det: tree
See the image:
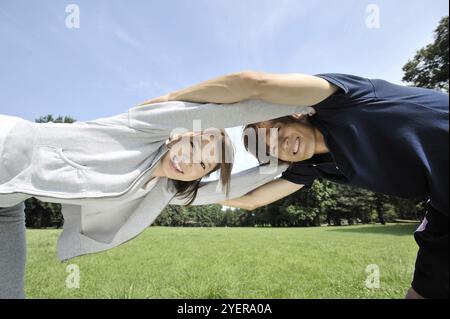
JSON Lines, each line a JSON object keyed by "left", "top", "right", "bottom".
{"left": 35, "top": 114, "right": 76, "bottom": 124}
{"left": 403, "top": 16, "right": 449, "bottom": 92}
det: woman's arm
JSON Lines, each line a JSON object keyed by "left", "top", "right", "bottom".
{"left": 139, "top": 70, "right": 338, "bottom": 107}
{"left": 128, "top": 99, "right": 315, "bottom": 133}
{"left": 219, "top": 178, "right": 304, "bottom": 211}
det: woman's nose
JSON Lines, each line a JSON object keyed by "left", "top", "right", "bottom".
{"left": 181, "top": 154, "right": 191, "bottom": 164}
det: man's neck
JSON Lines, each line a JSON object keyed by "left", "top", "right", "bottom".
{"left": 314, "top": 128, "right": 330, "bottom": 154}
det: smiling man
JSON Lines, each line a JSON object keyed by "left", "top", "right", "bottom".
{"left": 141, "top": 70, "right": 449, "bottom": 299}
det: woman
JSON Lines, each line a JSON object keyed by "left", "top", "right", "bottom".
{"left": 0, "top": 96, "right": 314, "bottom": 298}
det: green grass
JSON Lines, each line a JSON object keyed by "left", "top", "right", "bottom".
{"left": 25, "top": 224, "right": 419, "bottom": 299}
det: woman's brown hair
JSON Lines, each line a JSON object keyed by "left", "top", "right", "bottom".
{"left": 169, "top": 130, "right": 234, "bottom": 206}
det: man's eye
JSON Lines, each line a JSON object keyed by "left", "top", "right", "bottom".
{"left": 271, "top": 146, "right": 277, "bottom": 155}
{"left": 270, "top": 127, "right": 280, "bottom": 136}
{"left": 201, "top": 162, "right": 206, "bottom": 170}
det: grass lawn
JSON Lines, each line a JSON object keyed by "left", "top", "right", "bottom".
{"left": 25, "top": 224, "right": 419, "bottom": 299}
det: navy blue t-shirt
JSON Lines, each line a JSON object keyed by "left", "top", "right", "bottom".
{"left": 281, "top": 73, "right": 449, "bottom": 216}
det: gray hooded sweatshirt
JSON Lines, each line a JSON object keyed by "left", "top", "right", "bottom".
{"left": 0, "top": 99, "right": 312, "bottom": 261}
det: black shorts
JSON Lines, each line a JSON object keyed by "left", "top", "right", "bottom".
{"left": 412, "top": 201, "right": 449, "bottom": 299}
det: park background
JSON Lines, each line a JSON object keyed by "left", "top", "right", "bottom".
{"left": 0, "top": 0, "right": 448, "bottom": 298}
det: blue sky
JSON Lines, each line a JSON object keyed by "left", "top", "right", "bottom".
{"left": 0, "top": 0, "right": 448, "bottom": 173}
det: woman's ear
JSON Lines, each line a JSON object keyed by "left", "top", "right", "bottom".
{"left": 166, "top": 134, "right": 183, "bottom": 149}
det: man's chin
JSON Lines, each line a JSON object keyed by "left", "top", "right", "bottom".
{"left": 296, "top": 152, "right": 314, "bottom": 162}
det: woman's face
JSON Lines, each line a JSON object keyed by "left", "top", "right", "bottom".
{"left": 159, "top": 132, "right": 222, "bottom": 181}
{"left": 257, "top": 119, "right": 317, "bottom": 162}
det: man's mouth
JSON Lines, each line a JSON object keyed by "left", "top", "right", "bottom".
{"left": 170, "top": 156, "right": 184, "bottom": 174}
{"left": 293, "top": 137, "right": 300, "bottom": 155}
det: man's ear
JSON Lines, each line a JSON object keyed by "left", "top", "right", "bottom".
{"left": 292, "top": 113, "right": 306, "bottom": 120}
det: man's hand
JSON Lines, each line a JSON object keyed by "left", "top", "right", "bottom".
{"left": 138, "top": 93, "right": 170, "bottom": 106}
{"left": 220, "top": 178, "right": 304, "bottom": 211}
{"left": 137, "top": 71, "right": 258, "bottom": 106}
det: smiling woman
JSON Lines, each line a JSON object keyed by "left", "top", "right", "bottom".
{"left": 152, "top": 129, "right": 234, "bottom": 205}
{"left": 1, "top": 69, "right": 316, "bottom": 298}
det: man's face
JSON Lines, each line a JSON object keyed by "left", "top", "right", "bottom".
{"left": 257, "top": 119, "right": 317, "bottom": 162}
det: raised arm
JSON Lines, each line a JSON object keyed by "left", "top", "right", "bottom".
{"left": 169, "top": 164, "right": 290, "bottom": 206}
{"left": 128, "top": 99, "right": 315, "bottom": 133}
{"left": 168, "top": 164, "right": 304, "bottom": 211}
{"left": 139, "top": 70, "right": 338, "bottom": 107}
{"left": 219, "top": 178, "right": 304, "bottom": 211}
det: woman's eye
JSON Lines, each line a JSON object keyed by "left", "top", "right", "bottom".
{"left": 191, "top": 140, "right": 205, "bottom": 169}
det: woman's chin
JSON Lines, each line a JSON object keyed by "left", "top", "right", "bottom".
{"left": 165, "top": 167, "right": 193, "bottom": 181}
{"left": 171, "top": 175, "right": 196, "bottom": 182}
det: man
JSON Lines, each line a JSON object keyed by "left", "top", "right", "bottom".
{"left": 140, "top": 70, "right": 449, "bottom": 299}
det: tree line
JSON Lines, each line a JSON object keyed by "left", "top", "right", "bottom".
{"left": 153, "top": 180, "right": 427, "bottom": 228}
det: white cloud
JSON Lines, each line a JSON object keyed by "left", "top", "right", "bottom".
{"left": 115, "top": 28, "right": 144, "bottom": 49}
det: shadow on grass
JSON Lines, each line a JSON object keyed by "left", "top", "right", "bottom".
{"left": 326, "top": 223, "right": 419, "bottom": 236}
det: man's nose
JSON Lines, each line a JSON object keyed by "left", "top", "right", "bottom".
{"left": 280, "top": 136, "right": 289, "bottom": 151}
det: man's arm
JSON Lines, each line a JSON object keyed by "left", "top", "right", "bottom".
{"left": 138, "top": 70, "right": 338, "bottom": 107}
{"left": 219, "top": 178, "right": 304, "bottom": 211}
